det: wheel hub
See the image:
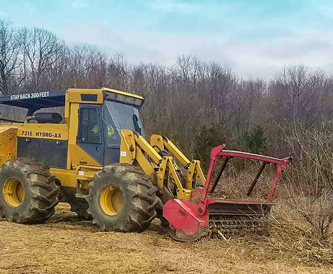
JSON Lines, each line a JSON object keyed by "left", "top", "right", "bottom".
{"left": 100, "top": 184, "right": 123, "bottom": 216}
{"left": 3, "top": 177, "right": 25, "bottom": 207}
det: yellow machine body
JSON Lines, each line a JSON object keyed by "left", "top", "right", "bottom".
{"left": 0, "top": 87, "right": 290, "bottom": 241}
{"left": 0, "top": 87, "right": 205, "bottom": 202}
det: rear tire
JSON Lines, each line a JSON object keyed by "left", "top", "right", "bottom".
{"left": 0, "top": 158, "right": 59, "bottom": 224}
{"left": 87, "top": 163, "right": 158, "bottom": 232}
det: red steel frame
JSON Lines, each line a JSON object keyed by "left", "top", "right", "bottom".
{"left": 196, "top": 144, "right": 291, "bottom": 215}
{"left": 163, "top": 144, "right": 291, "bottom": 237}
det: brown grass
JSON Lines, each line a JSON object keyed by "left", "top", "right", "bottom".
{"left": 0, "top": 203, "right": 332, "bottom": 274}
{"left": 209, "top": 170, "right": 333, "bottom": 261}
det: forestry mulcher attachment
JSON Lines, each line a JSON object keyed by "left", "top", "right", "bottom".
{"left": 0, "top": 88, "right": 290, "bottom": 241}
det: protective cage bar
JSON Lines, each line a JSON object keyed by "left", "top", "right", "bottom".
{"left": 199, "top": 145, "right": 291, "bottom": 211}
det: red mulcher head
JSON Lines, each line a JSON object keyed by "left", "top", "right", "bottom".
{"left": 163, "top": 145, "right": 291, "bottom": 241}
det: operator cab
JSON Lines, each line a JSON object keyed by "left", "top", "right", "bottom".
{"left": 77, "top": 90, "right": 145, "bottom": 165}
{"left": 0, "top": 88, "right": 146, "bottom": 167}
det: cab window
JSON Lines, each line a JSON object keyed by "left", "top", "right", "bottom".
{"left": 78, "top": 107, "right": 101, "bottom": 143}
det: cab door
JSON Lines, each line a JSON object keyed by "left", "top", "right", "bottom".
{"left": 77, "top": 105, "right": 104, "bottom": 165}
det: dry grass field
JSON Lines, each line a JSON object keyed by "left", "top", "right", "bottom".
{"left": 0, "top": 203, "right": 332, "bottom": 274}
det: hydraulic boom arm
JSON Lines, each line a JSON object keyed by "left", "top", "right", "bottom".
{"left": 119, "top": 130, "right": 204, "bottom": 200}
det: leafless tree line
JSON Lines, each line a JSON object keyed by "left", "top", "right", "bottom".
{"left": 2, "top": 19, "right": 333, "bottom": 160}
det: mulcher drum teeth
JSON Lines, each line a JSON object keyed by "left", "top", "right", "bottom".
{"left": 169, "top": 217, "right": 269, "bottom": 242}
{"left": 209, "top": 216, "right": 270, "bottom": 238}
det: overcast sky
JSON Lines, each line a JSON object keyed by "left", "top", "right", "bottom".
{"left": 1, "top": 0, "right": 333, "bottom": 79}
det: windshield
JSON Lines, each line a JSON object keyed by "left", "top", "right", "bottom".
{"left": 102, "top": 100, "right": 145, "bottom": 147}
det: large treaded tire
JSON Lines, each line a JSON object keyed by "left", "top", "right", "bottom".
{"left": 87, "top": 163, "right": 158, "bottom": 232}
{"left": 0, "top": 158, "right": 59, "bottom": 224}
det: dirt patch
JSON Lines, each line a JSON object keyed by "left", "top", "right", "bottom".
{"left": 0, "top": 203, "right": 332, "bottom": 274}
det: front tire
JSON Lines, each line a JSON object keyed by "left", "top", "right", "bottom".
{"left": 0, "top": 158, "right": 59, "bottom": 224}
{"left": 87, "top": 163, "right": 158, "bottom": 232}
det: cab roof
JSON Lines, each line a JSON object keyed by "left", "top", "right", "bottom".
{"left": 0, "top": 90, "right": 66, "bottom": 109}
{"left": 0, "top": 88, "right": 144, "bottom": 111}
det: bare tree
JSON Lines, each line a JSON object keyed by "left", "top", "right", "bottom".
{"left": 269, "top": 65, "right": 325, "bottom": 123}
{"left": 106, "top": 53, "right": 129, "bottom": 90}
{"left": 0, "top": 19, "right": 20, "bottom": 95}
{"left": 282, "top": 125, "right": 333, "bottom": 246}
{"left": 17, "top": 27, "right": 64, "bottom": 91}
